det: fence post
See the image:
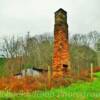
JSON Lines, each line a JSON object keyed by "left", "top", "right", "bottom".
{"left": 78, "top": 65, "right": 80, "bottom": 79}
{"left": 90, "top": 63, "right": 93, "bottom": 80}
{"left": 68, "top": 61, "right": 71, "bottom": 70}
{"left": 68, "top": 61, "right": 71, "bottom": 77}
{"left": 48, "top": 66, "right": 51, "bottom": 88}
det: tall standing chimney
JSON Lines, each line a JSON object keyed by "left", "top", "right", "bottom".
{"left": 53, "top": 8, "right": 70, "bottom": 77}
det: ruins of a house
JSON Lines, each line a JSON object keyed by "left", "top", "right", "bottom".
{"left": 53, "top": 8, "right": 70, "bottom": 77}
{"left": 15, "top": 8, "right": 70, "bottom": 78}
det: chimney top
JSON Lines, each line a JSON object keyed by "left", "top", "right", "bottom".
{"left": 55, "top": 8, "right": 67, "bottom": 15}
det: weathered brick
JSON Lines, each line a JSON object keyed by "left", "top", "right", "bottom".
{"left": 52, "top": 8, "right": 70, "bottom": 77}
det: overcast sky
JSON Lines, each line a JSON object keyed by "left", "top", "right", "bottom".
{"left": 0, "top": 0, "right": 100, "bottom": 38}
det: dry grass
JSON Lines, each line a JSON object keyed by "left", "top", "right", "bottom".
{"left": 0, "top": 73, "right": 73, "bottom": 92}
{"left": 0, "top": 67, "right": 99, "bottom": 92}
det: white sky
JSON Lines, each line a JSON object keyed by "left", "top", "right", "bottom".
{"left": 0, "top": 0, "right": 100, "bottom": 38}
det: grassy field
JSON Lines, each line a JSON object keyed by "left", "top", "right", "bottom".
{"left": 0, "top": 72, "right": 100, "bottom": 100}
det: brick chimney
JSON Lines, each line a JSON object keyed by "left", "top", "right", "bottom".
{"left": 52, "top": 8, "right": 70, "bottom": 77}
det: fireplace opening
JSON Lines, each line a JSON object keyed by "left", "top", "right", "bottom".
{"left": 62, "top": 64, "right": 68, "bottom": 72}
{"left": 63, "top": 64, "right": 68, "bottom": 68}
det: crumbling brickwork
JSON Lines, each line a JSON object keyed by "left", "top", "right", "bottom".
{"left": 53, "top": 8, "right": 70, "bottom": 77}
